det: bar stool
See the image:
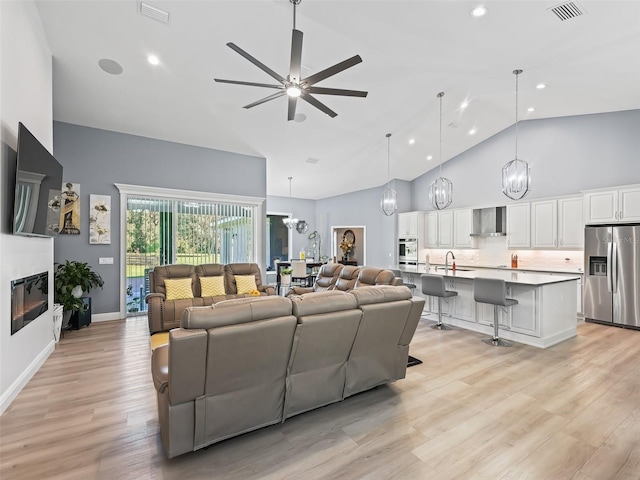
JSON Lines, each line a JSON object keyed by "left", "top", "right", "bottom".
{"left": 390, "top": 269, "right": 417, "bottom": 292}
{"left": 473, "top": 277, "right": 517, "bottom": 347}
{"left": 421, "top": 274, "right": 457, "bottom": 330}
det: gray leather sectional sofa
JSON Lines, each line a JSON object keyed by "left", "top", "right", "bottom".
{"left": 151, "top": 285, "right": 424, "bottom": 458}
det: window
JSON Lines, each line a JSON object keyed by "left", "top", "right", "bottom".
{"left": 266, "top": 214, "right": 289, "bottom": 271}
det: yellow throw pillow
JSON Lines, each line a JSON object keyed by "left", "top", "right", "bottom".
{"left": 200, "top": 276, "right": 226, "bottom": 297}
{"left": 164, "top": 278, "right": 194, "bottom": 301}
{"left": 235, "top": 275, "right": 258, "bottom": 294}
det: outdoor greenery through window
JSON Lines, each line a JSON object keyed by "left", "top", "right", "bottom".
{"left": 125, "top": 196, "right": 255, "bottom": 315}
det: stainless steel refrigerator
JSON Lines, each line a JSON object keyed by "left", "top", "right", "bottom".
{"left": 584, "top": 225, "right": 640, "bottom": 328}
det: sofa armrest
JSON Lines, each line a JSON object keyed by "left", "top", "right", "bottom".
{"left": 146, "top": 293, "right": 165, "bottom": 334}
{"left": 151, "top": 344, "right": 169, "bottom": 393}
{"left": 288, "top": 286, "right": 314, "bottom": 295}
{"left": 168, "top": 328, "right": 208, "bottom": 405}
{"left": 258, "top": 284, "right": 275, "bottom": 296}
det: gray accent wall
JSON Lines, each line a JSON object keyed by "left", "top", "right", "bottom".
{"left": 53, "top": 122, "right": 266, "bottom": 315}
{"left": 412, "top": 110, "right": 640, "bottom": 210}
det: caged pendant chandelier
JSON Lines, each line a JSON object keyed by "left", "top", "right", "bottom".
{"left": 429, "top": 92, "right": 453, "bottom": 210}
{"left": 282, "top": 176, "right": 299, "bottom": 229}
{"left": 502, "top": 69, "right": 531, "bottom": 200}
{"left": 380, "top": 133, "right": 397, "bottom": 216}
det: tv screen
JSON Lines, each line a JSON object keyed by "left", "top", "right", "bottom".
{"left": 13, "top": 122, "right": 63, "bottom": 237}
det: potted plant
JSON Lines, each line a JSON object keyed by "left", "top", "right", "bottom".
{"left": 280, "top": 266, "right": 293, "bottom": 285}
{"left": 54, "top": 260, "right": 104, "bottom": 329}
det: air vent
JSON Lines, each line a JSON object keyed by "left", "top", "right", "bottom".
{"left": 139, "top": 2, "right": 170, "bottom": 24}
{"left": 548, "top": 2, "right": 585, "bottom": 21}
{"left": 306, "top": 158, "right": 320, "bottom": 164}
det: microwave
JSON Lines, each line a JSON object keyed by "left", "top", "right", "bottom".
{"left": 398, "top": 238, "right": 418, "bottom": 261}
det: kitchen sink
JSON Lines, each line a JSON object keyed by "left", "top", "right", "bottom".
{"left": 434, "top": 266, "right": 474, "bottom": 272}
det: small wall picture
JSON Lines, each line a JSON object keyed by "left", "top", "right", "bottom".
{"left": 59, "top": 181, "right": 81, "bottom": 235}
{"left": 89, "top": 194, "right": 111, "bottom": 244}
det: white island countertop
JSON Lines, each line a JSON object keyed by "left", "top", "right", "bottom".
{"left": 419, "top": 268, "right": 580, "bottom": 286}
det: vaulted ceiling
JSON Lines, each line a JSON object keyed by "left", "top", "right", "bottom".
{"left": 36, "top": 0, "right": 640, "bottom": 199}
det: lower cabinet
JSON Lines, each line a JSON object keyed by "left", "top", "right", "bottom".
{"left": 449, "top": 278, "right": 475, "bottom": 322}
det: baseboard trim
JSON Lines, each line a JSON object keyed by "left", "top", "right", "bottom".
{"left": 0, "top": 341, "right": 55, "bottom": 416}
{"left": 91, "top": 312, "right": 122, "bottom": 323}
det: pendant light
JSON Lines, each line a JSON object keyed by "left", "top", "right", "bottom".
{"left": 282, "top": 176, "right": 299, "bottom": 229}
{"left": 429, "top": 92, "right": 453, "bottom": 210}
{"left": 502, "top": 69, "right": 531, "bottom": 200}
{"left": 380, "top": 133, "right": 397, "bottom": 216}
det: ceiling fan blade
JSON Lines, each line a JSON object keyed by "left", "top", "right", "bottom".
{"left": 214, "top": 79, "right": 283, "bottom": 89}
{"left": 243, "top": 91, "right": 287, "bottom": 109}
{"left": 300, "top": 92, "right": 337, "bottom": 118}
{"left": 226, "top": 42, "right": 286, "bottom": 84}
{"left": 307, "top": 86, "right": 368, "bottom": 97}
{"left": 289, "top": 29, "right": 303, "bottom": 82}
{"left": 302, "top": 55, "right": 363, "bottom": 86}
{"left": 288, "top": 96, "right": 298, "bottom": 121}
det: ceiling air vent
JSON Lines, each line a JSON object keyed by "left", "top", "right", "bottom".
{"left": 548, "top": 2, "right": 586, "bottom": 21}
{"left": 306, "top": 158, "right": 320, "bottom": 164}
{"left": 139, "top": 2, "right": 170, "bottom": 24}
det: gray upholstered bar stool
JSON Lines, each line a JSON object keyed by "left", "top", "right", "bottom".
{"left": 421, "top": 274, "right": 457, "bottom": 330}
{"left": 473, "top": 277, "right": 518, "bottom": 347}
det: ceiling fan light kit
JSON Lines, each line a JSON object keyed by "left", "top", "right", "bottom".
{"left": 502, "top": 69, "right": 531, "bottom": 200}
{"left": 214, "top": 0, "right": 367, "bottom": 120}
{"left": 429, "top": 92, "right": 453, "bottom": 210}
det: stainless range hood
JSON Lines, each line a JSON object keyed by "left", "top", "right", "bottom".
{"left": 470, "top": 207, "right": 506, "bottom": 237}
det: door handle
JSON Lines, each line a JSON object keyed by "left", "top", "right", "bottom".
{"left": 619, "top": 210, "right": 623, "bottom": 220}
{"left": 607, "top": 241, "right": 613, "bottom": 293}
{"left": 615, "top": 211, "right": 618, "bottom": 220}
{"left": 612, "top": 242, "right": 618, "bottom": 293}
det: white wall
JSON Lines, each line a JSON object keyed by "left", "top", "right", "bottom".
{"left": 0, "top": 1, "right": 55, "bottom": 414}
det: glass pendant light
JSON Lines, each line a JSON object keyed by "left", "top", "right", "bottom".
{"left": 502, "top": 69, "right": 531, "bottom": 200}
{"left": 282, "top": 176, "right": 299, "bottom": 229}
{"left": 429, "top": 92, "right": 453, "bottom": 210}
{"left": 380, "top": 133, "right": 397, "bottom": 216}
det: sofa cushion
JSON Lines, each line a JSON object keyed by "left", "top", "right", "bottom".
{"left": 200, "top": 276, "right": 226, "bottom": 297}
{"left": 164, "top": 278, "right": 195, "bottom": 301}
{"left": 334, "top": 266, "right": 361, "bottom": 292}
{"left": 153, "top": 264, "right": 197, "bottom": 297}
{"left": 181, "top": 296, "right": 292, "bottom": 330}
{"left": 349, "top": 285, "right": 412, "bottom": 305}
{"left": 235, "top": 275, "right": 258, "bottom": 294}
{"left": 354, "top": 267, "right": 397, "bottom": 288}
{"left": 290, "top": 290, "right": 357, "bottom": 317}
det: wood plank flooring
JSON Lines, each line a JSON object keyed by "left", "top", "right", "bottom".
{"left": 1, "top": 315, "right": 639, "bottom": 479}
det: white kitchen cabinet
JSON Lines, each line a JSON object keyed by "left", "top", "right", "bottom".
{"left": 557, "top": 196, "right": 584, "bottom": 248}
{"left": 506, "top": 203, "right": 530, "bottom": 248}
{"left": 530, "top": 196, "right": 583, "bottom": 249}
{"left": 476, "top": 286, "right": 538, "bottom": 336}
{"left": 448, "top": 278, "right": 475, "bottom": 322}
{"left": 453, "top": 209, "right": 474, "bottom": 248}
{"left": 398, "top": 211, "right": 425, "bottom": 238}
{"left": 584, "top": 184, "right": 640, "bottom": 224}
{"left": 425, "top": 211, "right": 453, "bottom": 248}
{"left": 531, "top": 200, "right": 557, "bottom": 248}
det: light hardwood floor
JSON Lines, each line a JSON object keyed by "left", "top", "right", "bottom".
{"left": 1, "top": 315, "right": 639, "bottom": 480}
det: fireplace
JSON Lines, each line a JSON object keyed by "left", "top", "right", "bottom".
{"left": 11, "top": 271, "right": 49, "bottom": 335}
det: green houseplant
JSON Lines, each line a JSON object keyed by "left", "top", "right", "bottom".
{"left": 54, "top": 260, "right": 104, "bottom": 327}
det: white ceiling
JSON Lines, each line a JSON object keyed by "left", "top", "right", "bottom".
{"left": 35, "top": 0, "right": 640, "bottom": 199}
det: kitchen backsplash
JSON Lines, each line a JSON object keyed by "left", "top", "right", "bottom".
{"left": 422, "top": 237, "right": 583, "bottom": 271}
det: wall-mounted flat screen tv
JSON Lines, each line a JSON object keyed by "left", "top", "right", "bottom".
{"left": 13, "top": 122, "right": 63, "bottom": 237}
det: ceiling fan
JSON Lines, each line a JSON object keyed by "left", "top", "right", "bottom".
{"left": 214, "top": 0, "right": 367, "bottom": 121}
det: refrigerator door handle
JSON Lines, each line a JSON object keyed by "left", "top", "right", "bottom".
{"left": 607, "top": 241, "right": 613, "bottom": 293}
{"left": 611, "top": 242, "right": 618, "bottom": 293}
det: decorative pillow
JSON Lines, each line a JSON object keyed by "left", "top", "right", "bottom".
{"left": 235, "top": 275, "right": 258, "bottom": 294}
{"left": 200, "top": 276, "right": 226, "bottom": 297}
{"left": 164, "top": 278, "right": 194, "bottom": 301}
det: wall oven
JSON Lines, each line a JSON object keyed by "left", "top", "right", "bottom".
{"left": 398, "top": 238, "right": 418, "bottom": 265}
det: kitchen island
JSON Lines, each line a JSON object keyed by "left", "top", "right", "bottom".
{"left": 410, "top": 268, "right": 580, "bottom": 348}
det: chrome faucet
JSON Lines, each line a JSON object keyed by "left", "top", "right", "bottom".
{"left": 445, "top": 251, "right": 456, "bottom": 274}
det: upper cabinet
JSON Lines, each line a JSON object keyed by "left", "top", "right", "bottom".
{"left": 398, "top": 211, "right": 424, "bottom": 238}
{"left": 425, "top": 210, "right": 453, "bottom": 248}
{"left": 453, "top": 209, "right": 474, "bottom": 248}
{"left": 531, "top": 196, "right": 583, "bottom": 249}
{"left": 506, "top": 203, "right": 531, "bottom": 248}
{"left": 584, "top": 184, "right": 640, "bottom": 224}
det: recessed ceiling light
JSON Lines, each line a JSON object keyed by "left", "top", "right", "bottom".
{"left": 147, "top": 54, "right": 160, "bottom": 65}
{"left": 528, "top": 107, "right": 535, "bottom": 112}
{"left": 409, "top": 139, "right": 415, "bottom": 145}
{"left": 426, "top": 155, "right": 433, "bottom": 161}
{"left": 470, "top": 6, "right": 488, "bottom": 17}
{"left": 460, "top": 101, "right": 469, "bottom": 110}
{"left": 98, "top": 58, "right": 123, "bottom": 75}
{"left": 536, "top": 83, "right": 547, "bottom": 89}
{"left": 468, "top": 128, "right": 477, "bottom": 135}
